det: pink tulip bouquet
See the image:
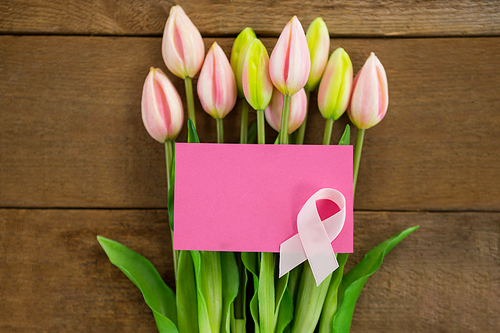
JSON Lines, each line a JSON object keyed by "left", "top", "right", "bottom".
{"left": 97, "top": 5, "right": 417, "bottom": 333}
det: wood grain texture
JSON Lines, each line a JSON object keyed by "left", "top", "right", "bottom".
{"left": 0, "top": 209, "right": 173, "bottom": 332}
{"left": 1, "top": 0, "right": 500, "bottom": 37}
{"left": 0, "top": 209, "right": 498, "bottom": 332}
{"left": 1, "top": 36, "right": 499, "bottom": 210}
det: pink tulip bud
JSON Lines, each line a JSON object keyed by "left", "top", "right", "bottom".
{"left": 162, "top": 5, "right": 205, "bottom": 79}
{"left": 269, "top": 16, "right": 311, "bottom": 96}
{"left": 265, "top": 87, "right": 307, "bottom": 134}
{"left": 348, "top": 52, "right": 389, "bottom": 129}
{"left": 141, "top": 68, "right": 184, "bottom": 143}
{"left": 197, "top": 42, "right": 237, "bottom": 119}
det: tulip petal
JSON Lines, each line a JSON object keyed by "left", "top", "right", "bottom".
{"left": 305, "top": 18, "right": 330, "bottom": 91}
{"left": 270, "top": 16, "right": 311, "bottom": 96}
{"left": 265, "top": 88, "right": 307, "bottom": 133}
{"left": 242, "top": 39, "right": 273, "bottom": 111}
{"left": 348, "top": 53, "right": 389, "bottom": 129}
{"left": 318, "top": 48, "right": 353, "bottom": 120}
{"left": 198, "top": 43, "right": 237, "bottom": 119}
{"left": 141, "top": 68, "right": 184, "bottom": 142}
{"left": 231, "top": 28, "right": 257, "bottom": 97}
{"left": 162, "top": 6, "right": 205, "bottom": 79}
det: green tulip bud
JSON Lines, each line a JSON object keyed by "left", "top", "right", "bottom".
{"left": 242, "top": 39, "right": 273, "bottom": 111}
{"left": 305, "top": 18, "right": 330, "bottom": 91}
{"left": 231, "top": 27, "right": 257, "bottom": 98}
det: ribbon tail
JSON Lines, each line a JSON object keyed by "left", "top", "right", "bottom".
{"left": 279, "top": 234, "right": 306, "bottom": 277}
{"left": 310, "top": 251, "right": 339, "bottom": 286}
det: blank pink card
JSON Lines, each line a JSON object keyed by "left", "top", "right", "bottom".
{"left": 173, "top": 143, "right": 353, "bottom": 253}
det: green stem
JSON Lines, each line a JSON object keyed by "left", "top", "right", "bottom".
{"left": 259, "top": 252, "right": 275, "bottom": 333}
{"left": 172, "top": 235, "right": 179, "bottom": 281}
{"left": 353, "top": 128, "right": 365, "bottom": 199}
{"left": 185, "top": 77, "right": 196, "bottom": 128}
{"left": 216, "top": 118, "right": 224, "bottom": 144}
{"left": 165, "top": 140, "right": 173, "bottom": 191}
{"left": 240, "top": 99, "right": 249, "bottom": 144}
{"left": 257, "top": 109, "right": 266, "bottom": 144}
{"left": 279, "top": 94, "right": 291, "bottom": 144}
{"left": 322, "top": 117, "right": 334, "bottom": 145}
{"left": 296, "top": 89, "right": 310, "bottom": 144}
{"left": 164, "top": 140, "right": 178, "bottom": 279}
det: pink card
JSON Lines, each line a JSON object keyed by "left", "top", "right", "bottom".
{"left": 173, "top": 143, "right": 353, "bottom": 253}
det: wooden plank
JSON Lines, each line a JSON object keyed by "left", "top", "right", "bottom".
{"left": 0, "top": 209, "right": 173, "bottom": 332}
{"left": 1, "top": 36, "right": 499, "bottom": 210}
{"left": 0, "top": 209, "right": 498, "bottom": 332}
{"left": 0, "top": 0, "right": 500, "bottom": 37}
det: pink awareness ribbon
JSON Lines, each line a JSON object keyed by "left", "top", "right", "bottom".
{"left": 279, "top": 188, "right": 346, "bottom": 286}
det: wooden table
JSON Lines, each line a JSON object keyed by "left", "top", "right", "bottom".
{"left": 1, "top": 1, "right": 499, "bottom": 332}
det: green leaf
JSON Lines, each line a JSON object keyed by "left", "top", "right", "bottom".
{"left": 290, "top": 262, "right": 332, "bottom": 333}
{"left": 191, "top": 251, "right": 211, "bottom": 332}
{"left": 168, "top": 158, "right": 175, "bottom": 231}
{"left": 275, "top": 288, "right": 293, "bottom": 333}
{"left": 250, "top": 282, "right": 261, "bottom": 333}
{"left": 247, "top": 120, "right": 258, "bottom": 144}
{"left": 338, "top": 125, "right": 350, "bottom": 146}
{"left": 318, "top": 253, "right": 349, "bottom": 333}
{"left": 241, "top": 252, "right": 260, "bottom": 332}
{"left": 231, "top": 254, "right": 248, "bottom": 332}
{"left": 274, "top": 273, "right": 292, "bottom": 331}
{"left": 221, "top": 252, "right": 240, "bottom": 333}
{"left": 176, "top": 250, "right": 199, "bottom": 333}
{"left": 191, "top": 251, "right": 222, "bottom": 333}
{"left": 241, "top": 252, "right": 259, "bottom": 277}
{"left": 188, "top": 119, "right": 200, "bottom": 143}
{"left": 97, "top": 236, "right": 178, "bottom": 333}
{"left": 332, "top": 226, "right": 419, "bottom": 333}
{"left": 287, "top": 264, "right": 303, "bottom": 307}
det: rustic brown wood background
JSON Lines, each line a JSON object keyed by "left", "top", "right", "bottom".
{"left": 1, "top": 0, "right": 499, "bottom": 332}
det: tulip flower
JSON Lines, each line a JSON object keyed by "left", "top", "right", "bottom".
{"left": 318, "top": 48, "right": 353, "bottom": 120}
{"left": 348, "top": 52, "right": 389, "bottom": 130}
{"left": 141, "top": 67, "right": 183, "bottom": 219}
{"left": 305, "top": 18, "right": 330, "bottom": 92}
{"left": 265, "top": 87, "right": 307, "bottom": 135}
{"left": 231, "top": 27, "right": 258, "bottom": 98}
{"left": 317, "top": 47, "right": 353, "bottom": 144}
{"left": 269, "top": 16, "right": 310, "bottom": 143}
{"left": 269, "top": 16, "right": 311, "bottom": 96}
{"left": 295, "top": 17, "right": 330, "bottom": 145}
{"left": 162, "top": 5, "right": 204, "bottom": 128}
{"left": 242, "top": 39, "right": 273, "bottom": 144}
{"left": 242, "top": 39, "right": 273, "bottom": 112}
{"left": 162, "top": 5, "right": 204, "bottom": 79}
{"left": 198, "top": 42, "right": 237, "bottom": 119}
{"left": 141, "top": 68, "right": 184, "bottom": 143}
{"left": 348, "top": 52, "right": 389, "bottom": 197}
{"left": 197, "top": 42, "right": 237, "bottom": 143}
{"left": 230, "top": 28, "right": 257, "bottom": 144}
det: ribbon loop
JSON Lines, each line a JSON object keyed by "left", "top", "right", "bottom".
{"left": 279, "top": 188, "right": 346, "bottom": 286}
